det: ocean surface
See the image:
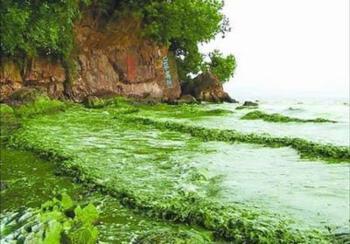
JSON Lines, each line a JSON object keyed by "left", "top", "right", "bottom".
{"left": 151, "top": 98, "right": 350, "bottom": 232}
{"left": 197, "top": 99, "right": 350, "bottom": 233}
{"left": 2, "top": 98, "right": 349, "bottom": 240}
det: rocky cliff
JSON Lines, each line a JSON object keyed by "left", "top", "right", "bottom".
{"left": 0, "top": 14, "right": 181, "bottom": 102}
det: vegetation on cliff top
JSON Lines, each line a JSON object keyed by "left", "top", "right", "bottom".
{"left": 203, "top": 50, "right": 237, "bottom": 83}
{"left": 1, "top": 0, "right": 236, "bottom": 83}
{"left": 0, "top": 0, "right": 82, "bottom": 58}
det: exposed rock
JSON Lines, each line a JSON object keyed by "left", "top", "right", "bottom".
{"left": 235, "top": 101, "right": 259, "bottom": 110}
{"left": 166, "top": 94, "right": 198, "bottom": 105}
{"left": 83, "top": 96, "right": 108, "bottom": 108}
{"left": 176, "top": 95, "right": 198, "bottom": 105}
{"left": 0, "top": 58, "right": 23, "bottom": 102}
{"left": 182, "top": 72, "right": 236, "bottom": 103}
{"left": 24, "top": 58, "right": 66, "bottom": 99}
{"left": 0, "top": 15, "right": 181, "bottom": 102}
{"left": 6, "top": 87, "right": 47, "bottom": 106}
{"left": 133, "top": 94, "right": 162, "bottom": 105}
{"left": 243, "top": 101, "right": 258, "bottom": 107}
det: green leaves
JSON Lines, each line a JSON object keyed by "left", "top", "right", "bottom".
{"left": 75, "top": 203, "right": 99, "bottom": 224}
{"left": 150, "top": 0, "right": 228, "bottom": 81}
{"left": 38, "top": 193, "right": 99, "bottom": 244}
{"left": 61, "top": 192, "right": 74, "bottom": 210}
{"left": 0, "top": 0, "right": 79, "bottom": 57}
{"left": 204, "top": 50, "right": 237, "bottom": 83}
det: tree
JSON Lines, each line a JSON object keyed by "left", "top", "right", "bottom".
{"left": 204, "top": 50, "right": 236, "bottom": 83}
{"left": 0, "top": 0, "right": 80, "bottom": 58}
{"left": 139, "top": 0, "right": 230, "bottom": 81}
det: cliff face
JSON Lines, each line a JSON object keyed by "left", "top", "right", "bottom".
{"left": 0, "top": 14, "right": 181, "bottom": 102}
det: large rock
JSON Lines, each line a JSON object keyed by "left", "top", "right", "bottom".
{"left": 0, "top": 15, "right": 181, "bottom": 102}
{"left": 182, "top": 72, "right": 237, "bottom": 103}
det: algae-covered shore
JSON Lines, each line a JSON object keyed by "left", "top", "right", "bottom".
{"left": 1, "top": 96, "right": 349, "bottom": 243}
{"left": 1, "top": 0, "right": 348, "bottom": 242}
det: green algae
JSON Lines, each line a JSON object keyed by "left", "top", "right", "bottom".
{"left": 0, "top": 103, "right": 20, "bottom": 142}
{"left": 6, "top": 106, "right": 333, "bottom": 243}
{"left": 134, "top": 103, "right": 233, "bottom": 119}
{"left": 86, "top": 96, "right": 233, "bottom": 120}
{"left": 135, "top": 229, "right": 212, "bottom": 243}
{"left": 0, "top": 97, "right": 66, "bottom": 143}
{"left": 14, "top": 96, "right": 66, "bottom": 118}
{"left": 241, "top": 110, "right": 336, "bottom": 123}
{"left": 7, "top": 193, "right": 99, "bottom": 244}
{"left": 235, "top": 105, "right": 258, "bottom": 110}
{"left": 0, "top": 148, "right": 82, "bottom": 210}
{"left": 0, "top": 103, "right": 14, "bottom": 114}
{"left": 2, "top": 97, "right": 346, "bottom": 242}
{"left": 123, "top": 116, "right": 350, "bottom": 163}
{"left": 0, "top": 147, "right": 214, "bottom": 243}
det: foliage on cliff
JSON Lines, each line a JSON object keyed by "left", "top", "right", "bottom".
{"left": 204, "top": 50, "right": 237, "bottom": 83}
{"left": 1, "top": 0, "right": 235, "bottom": 83}
{"left": 0, "top": 0, "right": 85, "bottom": 58}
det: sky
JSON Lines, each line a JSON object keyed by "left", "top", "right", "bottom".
{"left": 201, "top": 0, "right": 349, "bottom": 100}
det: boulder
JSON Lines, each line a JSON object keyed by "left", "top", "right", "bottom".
{"left": 83, "top": 96, "right": 106, "bottom": 108}
{"left": 6, "top": 87, "right": 47, "bottom": 106}
{"left": 176, "top": 95, "right": 198, "bottom": 105}
{"left": 243, "top": 101, "right": 258, "bottom": 107}
{"left": 182, "top": 72, "right": 237, "bottom": 103}
{"left": 235, "top": 101, "right": 259, "bottom": 110}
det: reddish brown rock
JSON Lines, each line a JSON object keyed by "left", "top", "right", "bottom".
{"left": 0, "top": 14, "right": 181, "bottom": 102}
{"left": 24, "top": 58, "right": 66, "bottom": 99}
{"left": 182, "top": 72, "right": 237, "bottom": 103}
{"left": 0, "top": 59, "right": 23, "bottom": 102}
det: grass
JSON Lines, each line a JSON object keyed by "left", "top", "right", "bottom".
{"left": 241, "top": 111, "right": 336, "bottom": 123}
